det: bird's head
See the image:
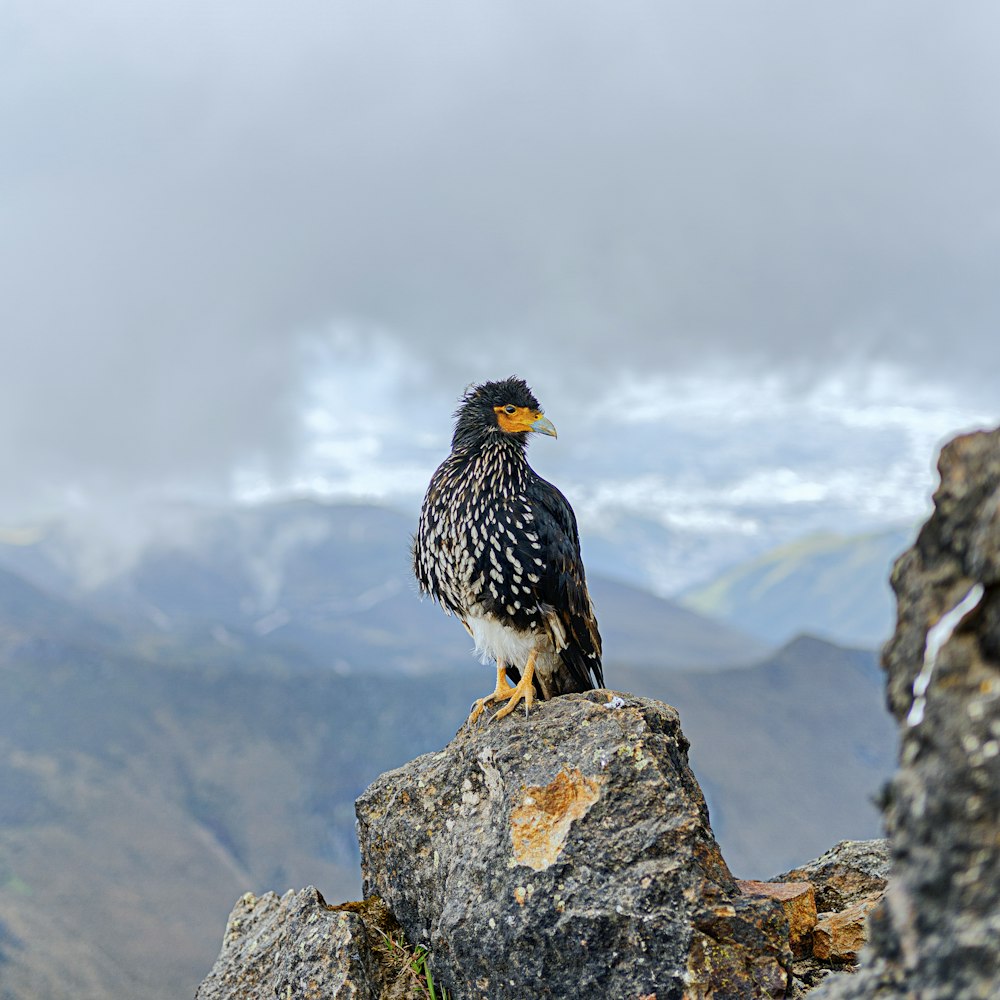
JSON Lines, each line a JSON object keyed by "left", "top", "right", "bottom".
{"left": 451, "top": 377, "right": 557, "bottom": 450}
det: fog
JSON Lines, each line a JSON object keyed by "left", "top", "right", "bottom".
{"left": 2, "top": 1, "right": 997, "bottom": 534}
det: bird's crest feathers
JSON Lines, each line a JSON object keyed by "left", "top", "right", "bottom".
{"left": 451, "top": 376, "right": 542, "bottom": 450}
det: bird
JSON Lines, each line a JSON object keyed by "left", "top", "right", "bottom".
{"left": 413, "top": 376, "right": 603, "bottom": 724}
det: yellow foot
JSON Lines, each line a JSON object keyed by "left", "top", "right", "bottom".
{"left": 467, "top": 662, "right": 513, "bottom": 727}
{"left": 491, "top": 650, "right": 537, "bottom": 722}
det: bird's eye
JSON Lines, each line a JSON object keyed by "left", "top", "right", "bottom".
{"left": 504, "top": 404, "right": 517, "bottom": 414}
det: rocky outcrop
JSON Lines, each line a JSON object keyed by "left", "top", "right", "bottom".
{"left": 814, "top": 427, "right": 1000, "bottom": 999}
{"left": 195, "top": 887, "right": 440, "bottom": 1000}
{"left": 774, "top": 838, "right": 889, "bottom": 917}
{"left": 195, "top": 701, "right": 893, "bottom": 1000}
{"left": 197, "top": 689, "right": 843, "bottom": 999}
{"left": 194, "top": 888, "right": 370, "bottom": 999}
{"left": 355, "top": 690, "right": 792, "bottom": 999}
{"left": 195, "top": 689, "right": 892, "bottom": 1000}
{"left": 767, "top": 838, "right": 890, "bottom": 993}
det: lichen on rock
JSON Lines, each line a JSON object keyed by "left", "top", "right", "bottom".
{"left": 509, "top": 766, "right": 603, "bottom": 871}
{"left": 356, "top": 690, "right": 791, "bottom": 1000}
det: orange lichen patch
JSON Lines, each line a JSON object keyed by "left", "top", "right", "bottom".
{"left": 510, "top": 768, "right": 603, "bottom": 871}
{"left": 737, "top": 880, "right": 817, "bottom": 957}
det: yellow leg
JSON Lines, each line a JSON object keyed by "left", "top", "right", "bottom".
{"left": 491, "top": 650, "right": 537, "bottom": 722}
{"left": 467, "top": 661, "right": 513, "bottom": 726}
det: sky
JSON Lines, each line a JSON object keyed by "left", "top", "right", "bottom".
{"left": 1, "top": 1, "right": 998, "bottom": 588}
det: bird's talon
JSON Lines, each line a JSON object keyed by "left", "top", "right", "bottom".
{"left": 465, "top": 662, "right": 512, "bottom": 727}
{"left": 467, "top": 699, "right": 491, "bottom": 727}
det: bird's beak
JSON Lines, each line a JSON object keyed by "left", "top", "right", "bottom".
{"left": 530, "top": 414, "right": 558, "bottom": 438}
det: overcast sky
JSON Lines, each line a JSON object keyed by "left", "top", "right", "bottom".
{"left": 2, "top": 1, "right": 998, "bottom": 563}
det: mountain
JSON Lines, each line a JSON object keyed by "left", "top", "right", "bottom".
{"left": 0, "top": 564, "right": 117, "bottom": 648}
{"left": 0, "top": 500, "right": 769, "bottom": 671}
{"left": 616, "top": 635, "right": 896, "bottom": 876}
{"left": 0, "top": 568, "right": 894, "bottom": 1000}
{"left": 0, "top": 613, "right": 483, "bottom": 999}
{"left": 679, "top": 526, "right": 916, "bottom": 648}
{"left": 581, "top": 506, "right": 769, "bottom": 597}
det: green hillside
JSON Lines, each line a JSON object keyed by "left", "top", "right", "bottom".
{"left": 680, "top": 526, "right": 916, "bottom": 648}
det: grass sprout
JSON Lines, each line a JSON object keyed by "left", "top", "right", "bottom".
{"left": 375, "top": 929, "right": 450, "bottom": 1000}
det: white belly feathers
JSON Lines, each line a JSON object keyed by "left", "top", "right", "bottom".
{"left": 466, "top": 613, "right": 538, "bottom": 666}
{"left": 465, "top": 609, "right": 566, "bottom": 700}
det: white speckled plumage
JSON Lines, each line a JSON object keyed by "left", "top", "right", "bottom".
{"left": 413, "top": 377, "right": 603, "bottom": 700}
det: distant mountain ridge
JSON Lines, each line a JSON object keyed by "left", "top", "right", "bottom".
{"left": 680, "top": 526, "right": 915, "bottom": 648}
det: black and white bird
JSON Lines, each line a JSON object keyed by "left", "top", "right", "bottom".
{"left": 413, "top": 377, "right": 603, "bottom": 723}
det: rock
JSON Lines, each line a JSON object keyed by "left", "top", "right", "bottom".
{"left": 737, "top": 880, "right": 817, "bottom": 957}
{"left": 812, "top": 897, "right": 879, "bottom": 964}
{"left": 773, "top": 838, "right": 889, "bottom": 914}
{"left": 754, "top": 839, "right": 890, "bottom": 996}
{"left": 195, "top": 886, "right": 428, "bottom": 1000}
{"left": 356, "top": 690, "right": 792, "bottom": 1000}
{"left": 815, "top": 427, "right": 1000, "bottom": 1000}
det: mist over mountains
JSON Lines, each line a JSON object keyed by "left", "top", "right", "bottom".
{"left": 681, "top": 526, "right": 915, "bottom": 648}
{"left": 0, "top": 500, "right": 769, "bottom": 673}
{"left": 0, "top": 496, "right": 908, "bottom": 655}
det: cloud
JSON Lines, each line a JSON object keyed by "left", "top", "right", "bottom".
{"left": 1, "top": 0, "right": 998, "bottom": 519}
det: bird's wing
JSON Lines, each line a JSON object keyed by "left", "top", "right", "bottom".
{"left": 523, "top": 475, "right": 604, "bottom": 691}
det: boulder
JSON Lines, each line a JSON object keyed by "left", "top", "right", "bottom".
{"left": 740, "top": 839, "right": 889, "bottom": 995}
{"left": 812, "top": 898, "right": 878, "bottom": 964}
{"left": 737, "top": 880, "right": 817, "bottom": 957}
{"left": 195, "top": 887, "right": 428, "bottom": 1000}
{"left": 355, "top": 690, "right": 793, "bottom": 1000}
{"left": 773, "top": 838, "right": 889, "bottom": 915}
{"left": 196, "top": 697, "right": 902, "bottom": 999}
{"left": 815, "top": 427, "right": 1000, "bottom": 999}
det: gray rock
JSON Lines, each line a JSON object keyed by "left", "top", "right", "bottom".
{"left": 773, "top": 838, "right": 889, "bottom": 914}
{"left": 816, "top": 427, "right": 1000, "bottom": 1000}
{"left": 195, "top": 887, "right": 425, "bottom": 1000}
{"left": 764, "top": 839, "right": 890, "bottom": 995}
{"left": 356, "top": 690, "right": 792, "bottom": 1000}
